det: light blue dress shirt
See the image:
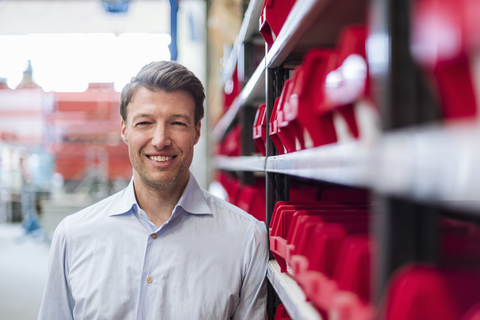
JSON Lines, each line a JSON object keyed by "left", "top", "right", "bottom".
{"left": 38, "top": 174, "right": 268, "bottom": 320}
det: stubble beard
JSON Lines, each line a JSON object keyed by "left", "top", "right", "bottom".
{"left": 138, "top": 167, "right": 187, "bottom": 194}
{"left": 132, "top": 151, "right": 191, "bottom": 196}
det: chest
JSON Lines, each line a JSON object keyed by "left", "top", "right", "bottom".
{"left": 67, "top": 226, "right": 244, "bottom": 319}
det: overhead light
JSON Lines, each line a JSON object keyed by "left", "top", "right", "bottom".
{"left": 101, "top": 0, "right": 130, "bottom": 13}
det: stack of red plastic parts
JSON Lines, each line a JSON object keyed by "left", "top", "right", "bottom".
{"left": 266, "top": 25, "right": 373, "bottom": 154}
{"left": 259, "top": 0, "right": 297, "bottom": 49}
{"left": 269, "top": 190, "right": 373, "bottom": 319}
{"left": 381, "top": 220, "right": 480, "bottom": 320}
{"left": 411, "top": 0, "right": 479, "bottom": 119}
{"left": 217, "top": 172, "right": 321, "bottom": 222}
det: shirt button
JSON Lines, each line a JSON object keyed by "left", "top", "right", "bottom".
{"left": 146, "top": 276, "right": 153, "bottom": 283}
{"left": 151, "top": 233, "right": 158, "bottom": 239}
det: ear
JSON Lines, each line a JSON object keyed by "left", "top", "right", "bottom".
{"left": 121, "top": 119, "right": 128, "bottom": 144}
{"left": 194, "top": 121, "right": 201, "bottom": 145}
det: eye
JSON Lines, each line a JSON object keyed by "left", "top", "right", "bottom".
{"left": 172, "top": 121, "right": 187, "bottom": 127}
{"left": 136, "top": 121, "right": 151, "bottom": 127}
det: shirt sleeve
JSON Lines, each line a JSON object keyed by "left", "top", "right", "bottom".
{"left": 233, "top": 220, "right": 269, "bottom": 320}
{"left": 38, "top": 219, "right": 74, "bottom": 320}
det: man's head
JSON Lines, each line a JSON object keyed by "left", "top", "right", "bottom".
{"left": 120, "top": 61, "right": 205, "bottom": 194}
{"left": 120, "top": 60, "right": 205, "bottom": 125}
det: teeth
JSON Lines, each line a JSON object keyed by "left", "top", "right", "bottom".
{"left": 149, "top": 155, "right": 173, "bottom": 162}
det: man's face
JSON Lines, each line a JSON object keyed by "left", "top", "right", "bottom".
{"left": 121, "top": 87, "right": 201, "bottom": 192}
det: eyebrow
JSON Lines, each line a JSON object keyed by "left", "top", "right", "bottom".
{"left": 131, "top": 113, "right": 192, "bottom": 122}
{"left": 130, "top": 113, "right": 153, "bottom": 122}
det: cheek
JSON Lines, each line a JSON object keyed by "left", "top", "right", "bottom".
{"left": 126, "top": 132, "right": 148, "bottom": 150}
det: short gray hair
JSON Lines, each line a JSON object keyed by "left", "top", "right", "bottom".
{"left": 120, "top": 61, "right": 205, "bottom": 124}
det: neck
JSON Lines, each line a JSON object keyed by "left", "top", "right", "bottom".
{"left": 133, "top": 174, "right": 189, "bottom": 227}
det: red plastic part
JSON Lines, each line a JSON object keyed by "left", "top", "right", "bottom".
{"left": 276, "top": 78, "right": 304, "bottom": 153}
{"left": 432, "top": 54, "right": 477, "bottom": 119}
{"left": 253, "top": 104, "right": 267, "bottom": 156}
{"left": 224, "top": 66, "right": 240, "bottom": 112}
{"left": 269, "top": 201, "right": 369, "bottom": 272}
{"left": 281, "top": 68, "right": 309, "bottom": 152}
{"left": 304, "top": 234, "right": 373, "bottom": 314}
{"left": 269, "top": 97, "right": 287, "bottom": 154}
{"left": 219, "top": 125, "right": 241, "bottom": 157}
{"left": 236, "top": 180, "right": 266, "bottom": 222}
{"left": 411, "top": 0, "right": 478, "bottom": 119}
{"left": 326, "top": 25, "right": 370, "bottom": 138}
{"left": 259, "top": 0, "right": 296, "bottom": 48}
{"left": 285, "top": 210, "right": 369, "bottom": 275}
{"left": 334, "top": 235, "right": 372, "bottom": 302}
{"left": 382, "top": 265, "right": 480, "bottom": 320}
{"left": 294, "top": 50, "right": 338, "bottom": 147}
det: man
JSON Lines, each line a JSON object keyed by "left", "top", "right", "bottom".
{"left": 39, "top": 61, "right": 269, "bottom": 319}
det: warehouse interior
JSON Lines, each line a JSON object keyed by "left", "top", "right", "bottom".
{"left": 2, "top": 0, "right": 480, "bottom": 319}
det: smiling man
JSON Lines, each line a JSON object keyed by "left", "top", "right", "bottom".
{"left": 39, "top": 61, "right": 268, "bottom": 320}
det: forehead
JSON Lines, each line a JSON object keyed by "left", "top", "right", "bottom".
{"left": 127, "top": 87, "right": 195, "bottom": 118}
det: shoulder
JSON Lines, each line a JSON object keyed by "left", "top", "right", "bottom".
{"left": 61, "top": 189, "right": 126, "bottom": 230}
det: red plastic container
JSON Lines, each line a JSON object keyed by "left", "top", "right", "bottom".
{"left": 280, "top": 69, "right": 307, "bottom": 152}
{"left": 287, "top": 49, "right": 339, "bottom": 148}
{"left": 219, "top": 125, "right": 241, "bottom": 157}
{"left": 324, "top": 26, "right": 370, "bottom": 139}
{"left": 253, "top": 104, "right": 267, "bottom": 156}
{"left": 382, "top": 265, "right": 480, "bottom": 320}
{"left": 269, "top": 201, "right": 369, "bottom": 272}
{"left": 330, "top": 235, "right": 373, "bottom": 320}
{"left": 411, "top": 0, "right": 478, "bottom": 119}
{"left": 285, "top": 210, "right": 369, "bottom": 275}
{"left": 269, "top": 97, "right": 287, "bottom": 154}
{"left": 237, "top": 180, "right": 266, "bottom": 222}
{"left": 291, "top": 222, "right": 368, "bottom": 289}
{"left": 218, "top": 172, "right": 242, "bottom": 206}
{"left": 259, "top": 0, "right": 296, "bottom": 48}
{"left": 276, "top": 78, "right": 305, "bottom": 153}
{"left": 224, "top": 66, "right": 240, "bottom": 112}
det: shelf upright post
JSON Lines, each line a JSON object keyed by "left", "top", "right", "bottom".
{"left": 239, "top": 105, "right": 256, "bottom": 185}
{"left": 265, "top": 63, "right": 287, "bottom": 225}
{"left": 265, "top": 44, "right": 277, "bottom": 319}
{"left": 370, "top": 0, "right": 442, "bottom": 307}
{"left": 265, "top": 45, "right": 289, "bottom": 320}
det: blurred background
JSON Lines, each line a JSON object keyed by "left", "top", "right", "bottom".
{"left": 4, "top": 0, "right": 480, "bottom": 319}
{"left": 0, "top": 0, "right": 236, "bottom": 318}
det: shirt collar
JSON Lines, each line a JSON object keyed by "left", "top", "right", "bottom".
{"left": 109, "top": 177, "right": 138, "bottom": 217}
{"left": 174, "top": 173, "right": 211, "bottom": 215}
{"left": 109, "top": 173, "right": 211, "bottom": 217}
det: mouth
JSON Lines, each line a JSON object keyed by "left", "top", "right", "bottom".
{"left": 147, "top": 155, "right": 176, "bottom": 162}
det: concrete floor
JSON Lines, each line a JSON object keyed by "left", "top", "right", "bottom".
{"left": 0, "top": 223, "right": 50, "bottom": 320}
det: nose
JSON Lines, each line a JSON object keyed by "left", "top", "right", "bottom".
{"left": 151, "top": 124, "right": 171, "bottom": 149}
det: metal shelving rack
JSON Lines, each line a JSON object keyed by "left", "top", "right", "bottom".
{"left": 211, "top": 0, "right": 480, "bottom": 318}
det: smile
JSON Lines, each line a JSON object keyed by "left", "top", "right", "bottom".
{"left": 148, "top": 155, "right": 175, "bottom": 162}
